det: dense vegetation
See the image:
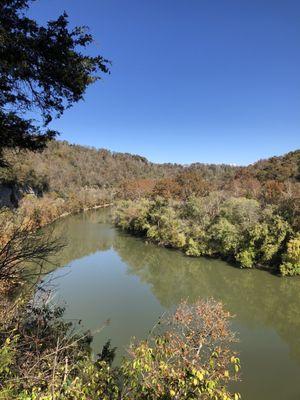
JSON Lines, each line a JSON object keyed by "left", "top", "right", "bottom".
{"left": 115, "top": 195, "right": 299, "bottom": 276}
{"left": 0, "top": 141, "right": 182, "bottom": 196}
{"left": 114, "top": 150, "right": 300, "bottom": 276}
{"left": 2, "top": 141, "right": 298, "bottom": 209}
{"left": 1, "top": 141, "right": 299, "bottom": 278}
{"left": 0, "top": 294, "right": 241, "bottom": 399}
{"left": 0, "top": 140, "right": 239, "bottom": 234}
{"left": 0, "top": 139, "right": 239, "bottom": 200}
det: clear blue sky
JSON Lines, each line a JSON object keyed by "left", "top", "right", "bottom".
{"left": 29, "top": 0, "right": 299, "bottom": 165}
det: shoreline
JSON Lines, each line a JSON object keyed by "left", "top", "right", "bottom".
{"left": 41, "top": 202, "right": 113, "bottom": 227}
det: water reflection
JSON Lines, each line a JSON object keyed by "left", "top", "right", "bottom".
{"left": 50, "top": 210, "right": 114, "bottom": 266}
{"left": 114, "top": 231, "right": 300, "bottom": 362}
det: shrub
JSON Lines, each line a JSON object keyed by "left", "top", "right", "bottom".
{"left": 280, "top": 234, "right": 300, "bottom": 276}
{"left": 114, "top": 198, "right": 152, "bottom": 233}
{"left": 121, "top": 299, "right": 241, "bottom": 400}
{"left": 219, "top": 197, "right": 260, "bottom": 230}
{"left": 0, "top": 296, "right": 119, "bottom": 400}
{"left": 236, "top": 248, "right": 256, "bottom": 268}
{"left": 146, "top": 203, "right": 186, "bottom": 248}
{"left": 209, "top": 218, "right": 240, "bottom": 257}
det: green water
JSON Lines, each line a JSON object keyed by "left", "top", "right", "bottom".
{"left": 45, "top": 208, "right": 300, "bottom": 400}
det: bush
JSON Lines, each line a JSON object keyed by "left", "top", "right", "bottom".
{"left": 220, "top": 197, "right": 260, "bottom": 230}
{"left": 236, "top": 248, "right": 256, "bottom": 268}
{"left": 146, "top": 202, "right": 186, "bottom": 248}
{"left": 280, "top": 234, "right": 300, "bottom": 276}
{"left": 209, "top": 218, "right": 240, "bottom": 257}
{"left": 121, "top": 299, "right": 241, "bottom": 400}
{"left": 0, "top": 298, "right": 119, "bottom": 399}
{"left": 114, "top": 198, "right": 152, "bottom": 233}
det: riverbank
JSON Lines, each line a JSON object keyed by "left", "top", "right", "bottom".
{"left": 114, "top": 196, "right": 300, "bottom": 276}
{"left": 42, "top": 202, "right": 113, "bottom": 227}
{"left": 15, "top": 189, "right": 113, "bottom": 230}
{"left": 0, "top": 189, "right": 113, "bottom": 295}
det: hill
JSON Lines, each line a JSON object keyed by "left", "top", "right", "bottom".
{"left": 0, "top": 140, "right": 238, "bottom": 197}
{"left": 0, "top": 141, "right": 298, "bottom": 210}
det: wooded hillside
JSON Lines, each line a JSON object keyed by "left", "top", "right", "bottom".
{"left": 1, "top": 141, "right": 299, "bottom": 207}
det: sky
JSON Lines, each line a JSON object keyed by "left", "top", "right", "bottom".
{"left": 29, "top": 0, "right": 300, "bottom": 165}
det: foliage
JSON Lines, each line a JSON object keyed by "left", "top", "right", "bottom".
{"left": 0, "top": 0, "right": 109, "bottom": 166}
{"left": 175, "top": 170, "right": 211, "bottom": 199}
{"left": 121, "top": 299, "right": 240, "bottom": 400}
{"left": 243, "top": 150, "right": 300, "bottom": 183}
{"left": 246, "top": 207, "right": 285, "bottom": 268}
{"left": 0, "top": 294, "right": 119, "bottom": 399}
{"left": 0, "top": 208, "right": 62, "bottom": 292}
{"left": 219, "top": 198, "right": 260, "bottom": 229}
{"left": 1, "top": 141, "right": 298, "bottom": 236}
{"left": 152, "top": 177, "right": 182, "bottom": 199}
{"left": 280, "top": 234, "right": 300, "bottom": 276}
{"left": 118, "top": 179, "right": 156, "bottom": 200}
{"left": 209, "top": 218, "right": 240, "bottom": 256}
{"left": 0, "top": 141, "right": 182, "bottom": 199}
{"left": 114, "top": 198, "right": 152, "bottom": 234}
{"left": 0, "top": 296, "right": 240, "bottom": 399}
{"left": 146, "top": 200, "right": 186, "bottom": 248}
{"left": 114, "top": 195, "right": 297, "bottom": 275}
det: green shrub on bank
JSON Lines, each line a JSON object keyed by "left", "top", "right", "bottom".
{"left": 146, "top": 200, "right": 186, "bottom": 248}
{"left": 114, "top": 195, "right": 299, "bottom": 276}
{"left": 280, "top": 234, "right": 300, "bottom": 276}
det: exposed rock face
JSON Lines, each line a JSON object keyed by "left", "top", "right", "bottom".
{"left": 0, "top": 184, "right": 18, "bottom": 207}
{"left": 0, "top": 184, "right": 38, "bottom": 208}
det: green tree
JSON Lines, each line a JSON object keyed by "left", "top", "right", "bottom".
{"left": 0, "top": 0, "right": 110, "bottom": 166}
{"left": 280, "top": 233, "right": 300, "bottom": 276}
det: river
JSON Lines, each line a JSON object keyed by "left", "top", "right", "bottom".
{"left": 44, "top": 208, "right": 300, "bottom": 400}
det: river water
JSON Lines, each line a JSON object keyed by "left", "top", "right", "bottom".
{"left": 45, "top": 208, "right": 300, "bottom": 400}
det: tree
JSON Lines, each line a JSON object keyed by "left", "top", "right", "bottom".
{"left": 152, "top": 178, "right": 181, "bottom": 199}
{"left": 118, "top": 178, "right": 156, "bottom": 200}
{"left": 0, "top": 0, "right": 110, "bottom": 166}
{"left": 280, "top": 233, "right": 300, "bottom": 276}
{"left": 175, "top": 170, "right": 211, "bottom": 199}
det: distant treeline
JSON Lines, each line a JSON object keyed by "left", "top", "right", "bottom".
{"left": 1, "top": 140, "right": 299, "bottom": 204}
{"left": 0, "top": 140, "right": 238, "bottom": 196}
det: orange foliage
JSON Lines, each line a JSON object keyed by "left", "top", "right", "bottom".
{"left": 262, "top": 180, "right": 285, "bottom": 203}
{"left": 175, "top": 170, "right": 211, "bottom": 199}
{"left": 152, "top": 178, "right": 181, "bottom": 199}
{"left": 118, "top": 179, "right": 156, "bottom": 200}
